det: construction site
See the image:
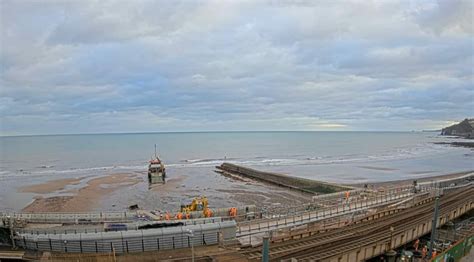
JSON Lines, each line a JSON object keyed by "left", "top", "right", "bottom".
{"left": 1, "top": 163, "right": 473, "bottom": 262}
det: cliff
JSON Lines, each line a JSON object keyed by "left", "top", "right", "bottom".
{"left": 441, "top": 118, "right": 474, "bottom": 138}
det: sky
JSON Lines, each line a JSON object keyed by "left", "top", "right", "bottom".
{"left": 0, "top": 0, "right": 473, "bottom": 136}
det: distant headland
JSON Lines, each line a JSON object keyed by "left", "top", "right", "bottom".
{"left": 441, "top": 118, "right": 474, "bottom": 139}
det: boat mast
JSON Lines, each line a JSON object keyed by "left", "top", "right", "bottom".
{"left": 154, "top": 144, "right": 157, "bottom": 159}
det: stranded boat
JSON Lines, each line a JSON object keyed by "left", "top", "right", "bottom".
{"left": 148, "top": 145, "right": 166, "bottom": 184}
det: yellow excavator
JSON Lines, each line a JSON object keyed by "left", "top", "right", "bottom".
{"left": 180, "top": 196, "right": 212, "bottom": 217}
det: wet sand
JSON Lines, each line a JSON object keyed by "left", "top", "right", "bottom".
{"left": 357, "top": 166, "right": 398, "bottom": 171}
{"left": 19, "top": 168, "right": 312, "bottom": 212}
{"left": 17, "top": 167, "right": 473, "bottom": 213}
{"left": 22, "top": 173, "right": 141, "bottom": 212}
{"left": 19, "top": 176, "right": 87, "bottom": 194}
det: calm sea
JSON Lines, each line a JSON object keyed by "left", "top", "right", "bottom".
{"left": 0, "top": 131, "right": 473, "bottom": 180}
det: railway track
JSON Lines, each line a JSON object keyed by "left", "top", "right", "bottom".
{"left": 241, "top": 197, "right": 434, "bottom": 259}
{"left": 240, "top": 186, "right": 474, "bottom": 261}
{"left": 300, "top": 189, "right": 473, "bottom": 261}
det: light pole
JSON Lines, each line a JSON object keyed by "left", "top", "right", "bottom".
{"left": 262, "top": 232, "right": 270, "bottom": 262}
{"left": 389, "top": 226, "right": 394, "bottom": 250}
{"left": 429, "top": 187, "right": 440, "bottom": 258}
{"left": 7, "top": 216, "right": 16, "bottom": 250}
{"left": 186, "top": 229, "right": 195, "bottom": 262}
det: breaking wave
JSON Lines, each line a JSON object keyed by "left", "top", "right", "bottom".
{"left": 0, "top": 141, "right": 460, "bottom": 178}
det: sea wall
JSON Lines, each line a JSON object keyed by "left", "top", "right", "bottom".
{"left": 216, "top": 163, "right": 350, "bottom": 194}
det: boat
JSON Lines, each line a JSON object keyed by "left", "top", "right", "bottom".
{"left": 148, "top": 145, "right": 166, "bottom": 184}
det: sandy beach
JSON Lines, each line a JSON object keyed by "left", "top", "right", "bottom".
{"left": 15, "top": 167, "right": 473, "bottom": 213}
{"left": 17, "top": 168, "right": 313, "bottom": 213}
{"left": 21, "top": 173, "right": 141, "bottom": 212}
{"left": 19, "top": 176, "right": 87, "bottom": 194}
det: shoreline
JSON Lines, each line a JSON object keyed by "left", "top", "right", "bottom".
{"left": 434, "top": 141, "right": 474, "bottom": 148}
{"left": 15, "top": 168, "right": 473, "bottom": 213}
{"left": 17, "top": 168, "right": 313, "bottom": 213}
{"left": 21, "top": 173, "right": 141, "bottom": 212}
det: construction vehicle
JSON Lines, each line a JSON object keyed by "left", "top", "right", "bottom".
{"left": 180, "top": 196, "right": 211, "bottom": 216}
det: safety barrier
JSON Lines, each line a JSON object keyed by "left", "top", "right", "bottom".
{"left": 237, "top": 189, "right": 415, "bottom": 238}
{"left": 2, "top": 206, "right": 257, "bottom": 225}
{"left": 235, "top": 182, "right": 474, "bottom": 246}
{"left": 1, "top": 211, "right": 137, "bottom": 224}
{"left": 15, "top": 221, "right": 236, "bottom": 253}
{"left": 15, "top": 217, "right": 225, "bottom": 235}
{"left": 431, "top": 232, "right": 473, "bottom": 262}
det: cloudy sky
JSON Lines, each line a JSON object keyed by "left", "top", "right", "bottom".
{"left": 1, "top": 0, "right": 473, "bottom": 135}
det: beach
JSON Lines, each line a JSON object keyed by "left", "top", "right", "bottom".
{"left": 11, "top": 167, "right": 473, "bottom": 213}
{"left": 20, "top": 173, "right": 142, "bottom": 212}
{"left": 16, "top": 168, "right": 312, "bottom": 212}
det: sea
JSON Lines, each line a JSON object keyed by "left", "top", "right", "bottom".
{"left": 0, "top": 131, "right": 473, "bottom": 211}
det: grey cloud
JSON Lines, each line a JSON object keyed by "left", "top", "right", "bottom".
{"left": 410, "top": 0, "right": 473, "bottom": 35}
{"left": 0, "top": 0, "right": 473, "bottom": 135}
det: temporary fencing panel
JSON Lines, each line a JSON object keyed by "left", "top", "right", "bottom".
{"left": 15, "top": 221, "right": 236, "bottom": 254}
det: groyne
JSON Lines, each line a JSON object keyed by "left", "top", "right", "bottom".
{"left": 215, "top": 163, "right": 351, "bottom": 194}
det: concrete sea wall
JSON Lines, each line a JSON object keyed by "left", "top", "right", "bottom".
{"left": 216, "top": 163, "right": 350, "bottom": 194}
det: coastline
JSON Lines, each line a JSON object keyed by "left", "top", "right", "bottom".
{"left": 21, "top": 173, "right": 141, "bottom": 212}
{"left": 1, "top": 132, "right": 472, "bottom": 213}
{"left": 17, "top": 169, "right": 312, "bottom": 213}
{"left": 16, "top": 168, "right": 473, "bottom": 213}
{"left": 434, "top": 141, "right": 474, "bottom": 148}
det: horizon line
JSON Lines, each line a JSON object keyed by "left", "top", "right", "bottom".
{"left": 0, "top": 129, "right": 440, "bottom": 138}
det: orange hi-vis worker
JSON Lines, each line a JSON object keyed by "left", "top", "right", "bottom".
{"left": 164, "top": 212, "right": 171, "bottom": 220}
{"left": 176, "top": 212, "right": 183, "bottom": 220}
{"left": 432, "top": 249, "right": 437, "bottom": 258}
{"left": 205, "top": 208, "right": 213, "bottom": 218}
{"left": 345, "top": 191, "right": 350, "bottom": 200}
{"left": 229, "top": 207, "right": 237, "bottom": 217}
{"left": 414, "top": 239, "right": 420, "bottom": 251}
{"left": 185, "top": 212, "right": 191, "bottom": 219}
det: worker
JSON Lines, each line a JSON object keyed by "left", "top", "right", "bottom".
{"left": 413, "top": 239, "right": 420, "bottom": 251}
{"left": 229, "top": 207, "right": 237, "bottom": 217}
{"left": 205, "top": 208, "right": 213, "bottom": 218}
{"left": 432, "top": 249, "right": 437, "bottom": 259}
{"left": 345, "top": 191, "right": 350, "bottom": 200}
{"left": 185, "top": 212, "right": 191, "bottom": 219}
{"left": 421, "top": 246, "right": 427, "bottom": 258}
{"left": 176, "top": 212, "right": 183, "bottom": 220}
{"left": 164, "top": 212, "right": 171, "bottom": 220}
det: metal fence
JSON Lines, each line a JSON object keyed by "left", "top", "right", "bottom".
{"left": 16, "top": 217, "right": 225, "bottom": 235}
{"left": 1, "top": 211, "right": 137, "bottom": 224}
{"left": 15, "top": 221, "right": 236, "bottom": 254}
{"left": 236, "top": 188, "right": 414, "bottom": 237}
{"left": 235, "top": 182, "right": 474, "bottom": 246}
